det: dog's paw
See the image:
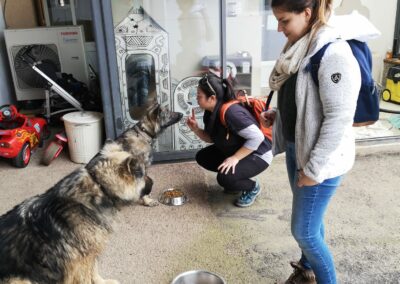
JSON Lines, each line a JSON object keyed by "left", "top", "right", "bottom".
{"left": 146, "top": 199, "right": 159, "bottom": 207}
{"left": 142, "top": 195, "right": 159, "bottom": 207}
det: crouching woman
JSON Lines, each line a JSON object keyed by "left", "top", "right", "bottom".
{"left": 187, "top": 72, "right": 272, "bottom": 207}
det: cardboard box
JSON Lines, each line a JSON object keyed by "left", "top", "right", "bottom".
{"left": 3, "top": 0, "right": 39, "bottom": 28}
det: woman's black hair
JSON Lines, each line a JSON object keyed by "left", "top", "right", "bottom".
{"left": 199, "top": 72, "right": 236, "bottom": 135}
{"left": 198, "top": 72, "right": 236, "bottom": 103}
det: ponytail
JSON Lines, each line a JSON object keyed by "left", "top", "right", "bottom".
{"left": 221, "top": 78, "right": 236, "bottom": 102}
{"left": 311, "top": 0, "right": 332, "bottom": 32}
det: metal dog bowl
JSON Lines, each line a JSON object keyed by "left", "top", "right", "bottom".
{"left": 171, "top": 270, "right": 226, "bottom": 284}
{"left": 159, "top": 188, "right": 187, "bottom": 206}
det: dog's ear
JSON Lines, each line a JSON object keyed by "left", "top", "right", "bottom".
{"left": 123, "top": 157, "right": 144, "bottom": 178}
{"left": 147, "top": 102, "right": 161, "bottom": 120}
{"left": 147, "top": 98, "right": 158, "bottom": 109}
{"left": 145, "top": 99, "right": 158, "bottom": 112}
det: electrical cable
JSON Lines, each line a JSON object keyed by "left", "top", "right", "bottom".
{"left": 380, "top": 108, "right": 400, "bottom": 114}
{"left": 2, "top": 0, "right": 8, "bottom": 27}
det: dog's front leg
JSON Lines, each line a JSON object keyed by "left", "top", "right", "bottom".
{"left": 141, "top": 175, "right": 158, "bottom": 207}
{"left": 92, "top": 261, "right": 120, "bottom": 284}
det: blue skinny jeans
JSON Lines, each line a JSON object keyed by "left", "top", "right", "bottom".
{"left": 286, "top": 141, "right": 341, "bottom": 284}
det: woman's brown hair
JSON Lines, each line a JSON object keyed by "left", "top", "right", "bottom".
{"left": 271, "top": 0, "right": 333, "bottom": 32}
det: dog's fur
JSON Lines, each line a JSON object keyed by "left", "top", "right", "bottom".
{"left": 0, "top": 103, "right": 182, "bottom": 284}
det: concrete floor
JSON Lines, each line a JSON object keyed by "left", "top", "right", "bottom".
{"left": 0, "top": 143, "right": 400, "bottom": 284}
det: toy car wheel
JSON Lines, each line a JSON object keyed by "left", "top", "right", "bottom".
{"left": 41, "top": 142, "right": 63, "bottom": 166}
{"left": 382, "top": 89, "right": 391, "bottom": 102}
{"left": 12, "top": 143, "right": 31, "bottom": 168}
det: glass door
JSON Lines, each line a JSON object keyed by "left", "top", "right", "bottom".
{"left": 111, "top": 0, "right": 221, "bottom": 153}
{"left": 225, "top": 0, "right": 285, "bottom": 104}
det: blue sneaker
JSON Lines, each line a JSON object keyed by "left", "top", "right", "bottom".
{"left": 234, "top": 181, "right": 261, "bottom": 207}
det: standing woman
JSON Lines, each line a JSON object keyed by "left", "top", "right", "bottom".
{"left": 261, "top": 0, "right": 377, "bottom": 283}
{"left": 187, "top": 72, "right": 272, "bottom": 207}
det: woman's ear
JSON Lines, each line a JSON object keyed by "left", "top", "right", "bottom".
{"left": 304, "top": 7, "right": 312, "bottom": 22}
{"left": 209, "top": 95, "right": 218, "bottom": 104}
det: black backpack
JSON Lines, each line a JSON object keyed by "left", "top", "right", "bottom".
{"left": 309, "top": 39, "right": 380, "bottom": 127}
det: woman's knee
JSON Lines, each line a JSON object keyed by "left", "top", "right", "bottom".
{"left": 291, "top": 225, "right": 321, "bottom": 250}
{"left": 195, "top": 148, "right": 209, "bottom": 168}
{"left": 216, "top": 173, "right": 228, "bottom": 187}
{"left": 216, "top": 173, "right": 235, "bottom": 188}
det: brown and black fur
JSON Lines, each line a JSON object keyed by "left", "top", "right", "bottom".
{"left": 0, "top": 103, "right": 182, "bottom": 284}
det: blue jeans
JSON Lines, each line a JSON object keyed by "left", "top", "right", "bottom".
{"left": 286, "top": 142, "right": 341, "bottom": 284}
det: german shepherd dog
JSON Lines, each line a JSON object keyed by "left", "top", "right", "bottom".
{"left": 0, "top": 103, "right": 182, "bottom": 284}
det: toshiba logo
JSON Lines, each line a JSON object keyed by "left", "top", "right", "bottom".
{"left": 61, "top": 32, "right": 78, "bottom": 36}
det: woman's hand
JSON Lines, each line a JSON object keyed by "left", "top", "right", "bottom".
{"left": 297, "top": 170, "right": 318, "bottom": 187}
{"left": 187, "top": 109, "right": 213, "bottom": 143}
{"left": 260, "top": 109, "right": 276, "bottom": 128}
{"left": 186, "top": 109, "right": 199, "bottom": 132}
{"left": 218, "top": 156, "right": 239, "bottom": 175}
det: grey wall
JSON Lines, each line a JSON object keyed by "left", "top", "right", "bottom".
{"left": 0, "top": 2, "right": 15, "bottom": 105}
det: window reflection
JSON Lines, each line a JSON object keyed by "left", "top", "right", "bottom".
{"left": 126, "top": 53, "right": 156, "bottom": 120}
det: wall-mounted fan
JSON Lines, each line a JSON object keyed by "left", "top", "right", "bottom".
{"left": 14, "top": 44, "right": 61, "bottom": 89}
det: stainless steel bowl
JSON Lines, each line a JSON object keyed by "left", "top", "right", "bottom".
{"left": 159, "top": 188, "right": 187, "bottom": 206}
{"left": 171, "top": 270, "right": 226, "bottom": 284}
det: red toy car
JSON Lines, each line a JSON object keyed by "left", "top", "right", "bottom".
{"left": 0, "top": 105, "right": 47, "bottom": 168}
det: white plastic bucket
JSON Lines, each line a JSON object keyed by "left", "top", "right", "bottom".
{"left": 62, "top": 111, "right": 103, "bottom": 164}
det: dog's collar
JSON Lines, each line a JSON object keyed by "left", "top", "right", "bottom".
{"left": 86, "top": 168, "right": 117, "bottom": 206}
{"left": 133, "top": 123, "right": 155, "bottom": 143}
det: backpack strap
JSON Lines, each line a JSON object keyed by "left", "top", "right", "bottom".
{"left": 265, "top": 90, "right": 274, "bottom": 110}
{"left": 219, "top": 100, "right": 240, "bottom": 127}
{"left": 309, "top": 42, "right": 332, "bottom": 87}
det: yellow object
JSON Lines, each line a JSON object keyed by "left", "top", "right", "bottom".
{"left": 383, "top": 66, "right": 400, "bottom": 104}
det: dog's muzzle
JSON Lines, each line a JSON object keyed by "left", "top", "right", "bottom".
{"left": 162, "top": 112, "right": 183, "bottom": 128}
{"left": 140, "top": 176, "right": 153, "bottom": 197}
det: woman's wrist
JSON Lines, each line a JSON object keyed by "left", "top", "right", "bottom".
{"left": 193, "top": 127, "right": 202, "bottom": 134}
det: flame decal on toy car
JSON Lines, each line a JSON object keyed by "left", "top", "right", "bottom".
{"left": 15, "top": 130, "right": 38, "bottom": 147}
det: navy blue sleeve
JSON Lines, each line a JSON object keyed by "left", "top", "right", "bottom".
{"left": 225, "top": 104, "right": 258, "bottom": 132}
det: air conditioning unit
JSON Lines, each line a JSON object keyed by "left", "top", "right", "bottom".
{"left": 4, "top": 26, "right": 89, "bottom": 101}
